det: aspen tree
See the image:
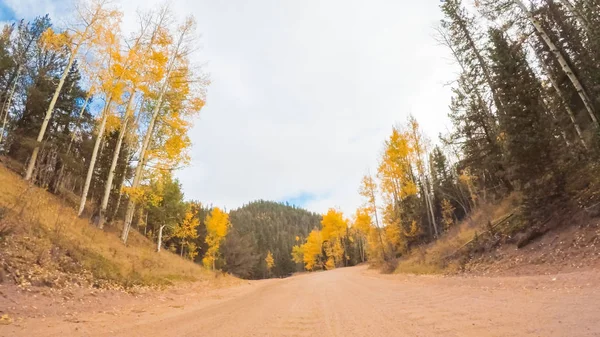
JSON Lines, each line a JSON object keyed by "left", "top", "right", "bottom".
{"left": 203, "top": 207, "right": 229, "bottom": 270}
{"left": 321, "top": 208, "right": 348, "bottom": 268}
{"left": 301, "top": 229, "right": 323, "bottom": 271}
{"left": 408, "top": 117, "right": 439, "bottom": 237}
{"left": 352, "top": 207, "right": 372, "bottom": 263}
{"left": 509, "top": 0, "right": 598, "bottom": 126}
{"left": 25, "top": 0, "right": 120, "bottom": 181}
{"left": 265, "top": 251, "right": 275, "bottom": 276}
{"left": 528, "top": 40, "right": 587, "bottom": 149}
{"left": 172, "top": 206, "right": 199, "bottom": 258}
{"left": 358, "top": 174, "right": 387, "bottom": 260}
{"left": 77, "top": 18, "right": 123, "bottom": 217}
{"left": 121, "top": 16, "right": 203, "bottom": 243}
{"left": 97, "top": 10, "right": 167, "bottom": 228}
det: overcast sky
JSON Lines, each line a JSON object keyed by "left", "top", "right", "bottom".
{"left": 4, "top": 0, "right": 458, "bottom": 215}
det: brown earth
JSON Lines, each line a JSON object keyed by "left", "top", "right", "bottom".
{"left": 465, "top": 217, "right": 600, "bottom": 277}
{"left": 2, "top": 265, "right": 600, "bottom": 337}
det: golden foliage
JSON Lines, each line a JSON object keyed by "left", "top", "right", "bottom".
{"left": 321, "top": 209, "right": 348, "bottom": 268}
{"left": 291, "top": 245, "right": 304, "bottom": 265}
{"left": 377, "top": 128, "right": 417, "bottom": 202}
{"left": 104, "top": 113, "right": 122, "bottom": 133}
{"left": 358, "top": 174, "right": 378, "bottom": 214}
{"left": 321, "top": 208, "right": 347, "bottom": 241}
{"left": 265, "top": 251, "right": 275, "bottom": 272}
{"left": 40, "top": 28, "right": 70, "bottom": 51}
{"left": 301, "top": 229, "right": 323, "bottom": 271}
{"left": 173, "top": 208, "right": 199, "bottom": 243}
{"left": 459, "top": 168, "right": 478, "bottom": 205}
{"left": 353, "top": 207, "right": 372, "bottom": 235}
{"left": 366, "top": 226, "right": 385, "bottom": 262}
{"left": 202, "top": 207, "right": 229, "bottom": 269}
{"left": 441, "top": 199, "right": 456, "bottom": 230}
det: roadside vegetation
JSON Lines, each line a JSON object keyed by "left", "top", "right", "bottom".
{"left": 1, "top": 0, "right": 600, "bottom": 290}
{"left": 0, "top": 165, "right": 223, "bottom": 289}
{"left": 335, "top": 0, "right": 600, "bottom": 274}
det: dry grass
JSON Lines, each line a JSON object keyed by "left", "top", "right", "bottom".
{"left": 395, "top": 195, "right": 520, "bottom": 275}
{"left": 0, "top": 164, "right": 225, "bottom": 289}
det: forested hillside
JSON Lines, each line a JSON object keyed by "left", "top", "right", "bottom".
{"left": 222, "top": 201, "right": 322, "bottom": 279}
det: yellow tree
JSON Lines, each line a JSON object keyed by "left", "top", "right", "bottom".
{"left": 321, "top": 208, "right": 348, "bottom": 269}
{"left": 352, "top": 207, "right": 372, "bottom": 263}
{"left": 378, "top": 128, "right": 416, "bottom": 202}
{"left": 265, "top": 251, "right": 275, "bottom": 277}
{"left": 172, "top": 205, "right": 200, "bottom": 259}
{"left": 203, "top": 207, "right": 229, "bottom": 270}
{"left": 459, "top": 168, "right": 478, "bottom": 208}
{"left": 377, "top": 127, "right": 420, "bottom": 255}
{"left": 408, "top": 116, "right": 438, "bottom": 237}
{"left": 291, "top": 245, "right": 304, "bottom": 267}
{"left": 366, "top": 226, "right": 385, "bottom": 262}
{"left": 441, "top": 199, "right": 455, "bottom": 230}
{"left": 301, "top": 229, "right": 323, "bottom": 271}
{"left": 97, "top": 8, "right": 172, "bottom": 228}
{"left": 77, "top": 18, "right": 124, "bottom": 217}
{"left": 358, "top": 174, "right": 388, "bottom": 261}
{"left": 121, "top": 16, "right": 206, "bottom": 244}
{"left": 25, "top": 0, "right": 121, "bottom": 181}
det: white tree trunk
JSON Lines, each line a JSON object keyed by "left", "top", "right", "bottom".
{"left": 513, "top": 0, "right": 599, "bottom": 127}
{"left": 423, "top": 176, "right": 439, "bottom": 238}
{"left": 532, "top": 42, "right": 588, "bottom": 149}
{"left": 25, "top": 52, "right": 77, "bottom": 181}
{"left": 157, "top": 225, "right": 165, "bottom": 252}
{"left": 77, "top": 100, "right": 112, "bottom": 217}
{"left": 0, "top": 66, "right": 21, "bottom": 145}
{"left": 120, "top": 99, "right": 161, "bottom": 243}
{"left": 121, "top": 28, "right": 188, "bottom": 244}
{"left": 98, "top": 92, "right": 136, "bottom": 229}
{"left": 367, "top": 178, "right": 387, "bottom": 260}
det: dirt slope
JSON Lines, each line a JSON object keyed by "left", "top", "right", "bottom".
{"left": 0, "top": 164, "right": 222, "bottom": 288}
{"left": 3, "top": 265, "right": 600, "bottom": 336}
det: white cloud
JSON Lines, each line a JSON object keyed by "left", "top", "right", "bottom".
{"left": 12, "top": 0, "right": 458, "bottom": 216}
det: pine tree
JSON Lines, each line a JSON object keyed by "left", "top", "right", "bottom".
{"left": 488, "top": 28, "right": 562, "bottom": 215}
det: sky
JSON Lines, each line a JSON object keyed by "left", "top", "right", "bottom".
{"left": 4, "top": 0, "right": 458, "bottom": 215}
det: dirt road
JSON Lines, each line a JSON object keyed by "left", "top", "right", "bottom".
{"left": 3, "top": 266, "right": 600, "bottom": 336}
